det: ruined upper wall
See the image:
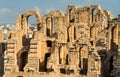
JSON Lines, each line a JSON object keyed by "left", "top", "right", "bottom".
{"left": 65, "top": 5, "right": 113, "bottom": 24}
{"left": 3, "top": 5, "right": 119, "bottom": 77}
{"left": 14, "top": 5, "right": 114, "bottom": 43}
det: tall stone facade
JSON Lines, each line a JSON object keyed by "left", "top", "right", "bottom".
{"left": 0, "top": 5, "right": 120, "bottom": 77}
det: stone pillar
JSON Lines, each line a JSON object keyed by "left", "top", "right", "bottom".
{"left": 23, "top": 16, "right": 28, "bottom": 35}
{"left": 0, "top": 30, "right": 3, "bottom": 42}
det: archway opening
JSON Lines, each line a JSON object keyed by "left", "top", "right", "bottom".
{"left": 74, "top": 27, "right": 76, "bottom": 40}
{"left": 67, "top": 26, "right": 76, "bottom": 42}
{"left": 28, "top": 16, "right": 37, "bottom": 26}
{"left": 44, "top": 53, "right": 51, "bottom": 71}
{"left": 90, "top": 26, "right": 96, "bottom": 38}
{"left": 28, "top": 16, "right": 39, "bottom": 30}
{"left": 92, "top": 9, "right": 97, "bottom": 22}
{"left": 46, "top": 40, "right": 52, "bottom": 47}
{"left": 58, "top": 47, "right": 61, "bottom": 64}
{"left": 19, "top": 52, "right": 28, "bottom": 71}
{"left": 46, "top": 17, "right": 55, "bottom": 37}
{"left": 27, "top": 16, "right": 38, "bottom": 38}
{"left": 111, "top": 26, "right": 118, "bottom": 50}
{"left": 66, "top": 54, "right": 69, "bottom": 65}
{"left": 93, "top": 9, "right": 97, "bottom": 15}
{"left": 46, "top": 18, "right": 51, "bottom": 36}
{"left": 69, "top": 9, "right": 74, "bottom": 22}
{"left": 51, "top": 18, "right": 55, "bottom": 34}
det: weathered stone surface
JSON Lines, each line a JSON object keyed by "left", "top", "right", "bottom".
{"left": 0, "top": 5, "right": 120, "bottom": 77}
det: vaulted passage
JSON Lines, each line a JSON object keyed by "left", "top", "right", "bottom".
{"left": 44, "top": 53, "right": 51, "bottom": 71}
{"left": 19, "top": 52, "right": 28, "bottom": 71}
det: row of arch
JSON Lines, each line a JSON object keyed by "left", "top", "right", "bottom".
{"left": 66, "top": 5, "right": 111, "bottom": 28}
{"left": 16, "top": 10, "right": 65, "bottom": 38}
{"left": 45, "top": 11, "right": 64, "bottom": 37}
{"left": 15, "top": 6, "right": 111, "bottom": 42}
{"left": 57, "top": 44, "right": 88, "bottom": 74}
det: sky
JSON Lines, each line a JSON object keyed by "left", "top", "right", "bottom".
{"left": 0, "top": 0, "right": 120, "bottom": 24}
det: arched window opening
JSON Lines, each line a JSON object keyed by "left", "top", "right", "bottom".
{"left": 69, "top": 9, "right": 74, "bottom": 22}
{"left": 46, "top": 18, "right": 51, "bottom": 36}
{"left": 58, "top": 47, "right": 61, "bottom": 64}
{"left": 67, "top": 29, "right": 70, "bottom": 42}
{"left": 111, "top": 26, "right": 118, "bottom": 50}
{"left": 51, "top": 18, "right": 55, "bottom": 34}
{"left": 93, "top": 9, "right": 97, "bottom": 15}
{"left": 27, "top": 16, "right": 37, "bottom": 38}
{"left": 105, "top": 17, "right": 108, "bottom": 28}
{"left": 67, "top": 26, "right": 74, "bottom": 42}
{"left": 66, "top": 54, "right": 69, "bottom": 65}
{"left": 27, "top": 16, "right": 37, "bottom": 31}
{"left": 112, "top": 27, "right": 118, "bottom": 44}
{"left": 90, "top": 27, "right": 96, "bottom": 38}
{"left": 46, "top": 40, "right": 52, "bottom": 47}
{"left": 67, "top": 26, "right": 71, "bottom": 42}
{"left": 74, "top": 27, "right": 76, "bottom": 40}
{"left": 92, "top": 9, "right": 97, "bottom": 22}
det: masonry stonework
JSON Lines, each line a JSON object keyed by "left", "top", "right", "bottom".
{"left": 0, "top": 5, "right": 120, "bottom": 77}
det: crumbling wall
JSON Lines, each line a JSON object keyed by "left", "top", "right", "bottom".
{"left": 3, "top": 5, "right": 119, "bottom": 77}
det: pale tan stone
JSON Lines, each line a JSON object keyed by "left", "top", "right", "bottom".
{"left": 0, "top": 5, "right": 120, "bottom": 77}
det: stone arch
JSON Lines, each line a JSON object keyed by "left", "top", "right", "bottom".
{"left": 59, "top": 46, "right": 65, "bottom": 64}
{"left": 90, "top": 5, "right": 102, "bottom": 23}
{"left": 18, "top": 51, "right": 28, "bottom": 71}
{"left": 90, "top": 26, "right": 97, "bottom": 38}
{"left": 46, "top": 40, "right": 52, "bottom": 47}
{"left": 66, "top": 54, "right": 69, "bottom": 65}
{"left": 111, "top": 26, "right": 118, "bottom": 45}
{"left": 58, "top": 45, "right": 68, "bottom": 64}
{"left": 91, "top": 8, "right": 99, "bottom": 22}
{"left": 44, "top": 53, "right": 51, "bottom": 71}
{"left": 45, "top": 10, "right": 64, "bottom": 36}
{"left": 46, "top": 17, "right": 52, "bottom": 36}
{"left": 67, "top": 25, "right": 75, "bottom": 42}
{"left": 69, "top": 9, "right": 74, "bottom": 22}
{"left": 21, "top": 11, "right": 41, "bottom": 35}
{"left": 104, "top": 10, "right": 113, "bottom": 21}
{"left": 103, "top": 10, "right": 113, "bottom": 28}
{"left": 79, "top": 45, "right": 88, "bottom": 75}
{"left": 74, "top": 27, "right": 76, "bottom": 40}
{"left": 66, "top": 6, "right": 77, "bottom": 22}
{"left": 80, "top": 46, "right": 88, "bottom": 59}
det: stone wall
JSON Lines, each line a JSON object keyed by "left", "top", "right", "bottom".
{"left": 1, "top": 5, "right": 120, "bottom": 77}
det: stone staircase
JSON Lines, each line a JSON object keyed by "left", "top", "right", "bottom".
{"left": 5, "top": 39, "right": 17, "bottom": 72}
{"left": 24, "top": 39, "right": 40, "bottom": 72}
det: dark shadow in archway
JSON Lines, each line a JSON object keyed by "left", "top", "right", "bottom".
{"left": 39, "top": 53, "right": 51, "bottom": 72}
{"left": 19, "top": 51, "right": 28, "bottom": 71}
{"left": 45, "top": 53, "right": 51, "bottom": 71}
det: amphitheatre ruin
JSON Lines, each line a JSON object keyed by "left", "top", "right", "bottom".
{"left": 0, "top": 5, "right": 120, "bottom": 77}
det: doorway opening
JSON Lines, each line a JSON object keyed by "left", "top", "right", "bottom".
{"left": 19, "top": 52, "right": 28, "bottom": 71}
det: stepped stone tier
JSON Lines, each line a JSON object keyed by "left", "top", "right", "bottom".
{"left": 0, "top": 5, "right": 120, "bottom": 77}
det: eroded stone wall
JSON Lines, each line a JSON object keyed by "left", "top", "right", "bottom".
{"left": 1, "top": 5, "right": 120, "bottom": 77}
